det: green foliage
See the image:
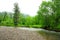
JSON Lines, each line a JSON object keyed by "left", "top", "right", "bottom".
{"left": 36, "top": 0, "right": 60, "bottom": 31}
{"left": 13, "top": 3, "right": 20, "bottom": 27}
{"left": 0, "top": 1, "right": 60, "bottom": 31}
{"left": 37, "top": 1, "right": 53, "bottom": 29}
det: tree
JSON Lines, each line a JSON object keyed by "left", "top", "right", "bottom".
{"left": 13, "top": 3, "right": 20, "bottom": 27}
{"left": 37, "top": 1, "right": 53, "bottom": 29}
{"left": 25, "top": 16, "right": 33, "bottom": 25}
{"left": 19, "top": 13, "right": 26, "bottom": 25}
{"left": 51, "top": 0, "right": 60, "bottom": 31}
{"left": 37, "top": 0, "right": 60, "bottom": 31}
{"left": 3, "top": 12, "right": 8, "bottom": 21}
{"left": 0, "top": 12, "right": 4, "bottom": 25}
{"left": 0, "top": 12, "right": 12, "bottom": 26}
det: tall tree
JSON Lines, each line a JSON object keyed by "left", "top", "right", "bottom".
{"left": 37, "top": 1, "right": 53, "bottom": 29}
{"left": 13, "top": 3, "right": 20, "bottom": 27}
{"left": 37, "top": 0, "right": 60, "bottom": 31}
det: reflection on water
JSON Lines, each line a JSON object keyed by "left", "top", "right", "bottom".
{"left": 38, "top": 30, "right": 60, "bottom": 40}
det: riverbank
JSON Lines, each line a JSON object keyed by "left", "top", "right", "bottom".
{"left": 0, "top": 27, "right": 60, "bottom": 40}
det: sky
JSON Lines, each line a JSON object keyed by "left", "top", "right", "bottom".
{"left": 0, "top": 0, "right": 43, "bottom": 16}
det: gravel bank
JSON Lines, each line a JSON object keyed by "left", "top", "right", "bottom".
{"left": 0, "top": 27, "right": 60, "bottom": 40}
{"left": 0, "top": 27, "right": 45, "bottom": 40}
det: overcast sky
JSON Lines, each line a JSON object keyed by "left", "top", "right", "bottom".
{"left": 0, "top": 0, "right": 43, "bottom": 16}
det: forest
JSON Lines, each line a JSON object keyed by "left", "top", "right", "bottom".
{"left": 0, "top": 0, "right": 60, "bottom": 32}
